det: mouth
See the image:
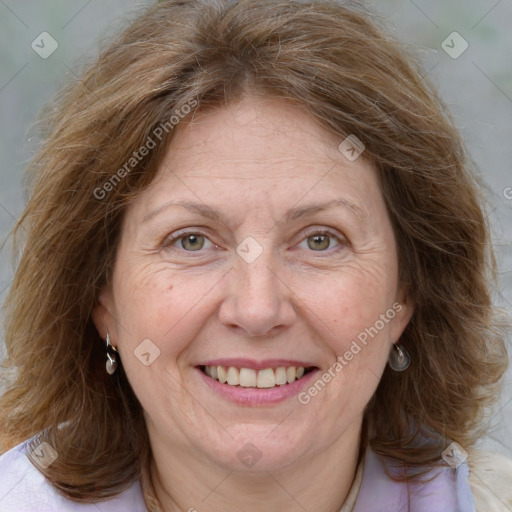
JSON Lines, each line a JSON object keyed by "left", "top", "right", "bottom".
{"left": 198, "top": 364, "right": 317, "bottom": 389}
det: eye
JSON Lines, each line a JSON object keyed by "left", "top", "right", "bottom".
{"left": 162, "top": 228, "right": 347, "bottom": 254}
{"left": 297, "top": 229, "right": 346, "bottom": 253}
{"left": 162, "top": 229, "right": 215, "bottom": 252}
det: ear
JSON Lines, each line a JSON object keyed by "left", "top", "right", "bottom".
{"left": 389, "top": 281, "right": 415, "bottom": 342}
{"left": 92, "top": 286, "right": 117, "bottom": 341}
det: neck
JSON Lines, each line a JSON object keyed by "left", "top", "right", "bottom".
{"left": 149, "top": 420, "right": 363, "bottom": 512}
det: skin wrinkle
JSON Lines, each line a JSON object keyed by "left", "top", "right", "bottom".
{"left": 94, "top": 97, "right": 414, "bottom": 512}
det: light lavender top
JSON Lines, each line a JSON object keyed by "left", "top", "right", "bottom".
{"left": 0, "top": 437, "right": 475, "bottom": 511}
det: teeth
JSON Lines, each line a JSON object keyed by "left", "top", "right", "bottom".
{"left": 239, "top": 368, "right": 257, "bottom": 387}
{"left": 227, "top": 366, "right": 239, "bottom": 386}
{"left": 257, "top": 368, "right": 275, "bottom": 388}
{"left": 218, "top": 366, "right": 228, "bottom": 383}
{"left": 203, "top": 365, "right": 307, "bottom": 388}
{"left": 275, "top": 367, "right": 287, "bottom": 385}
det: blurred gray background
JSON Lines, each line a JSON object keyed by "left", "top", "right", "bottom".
{"left": 1, "top": 0, "right": 511, "bottom": 459}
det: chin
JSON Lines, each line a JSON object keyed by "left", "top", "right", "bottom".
{"left": 200, "top": 425, "right": 311, "bottom": 473}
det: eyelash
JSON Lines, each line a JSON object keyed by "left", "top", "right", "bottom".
{"left": 161, "top": 227, "right": 347, "bottom": 256}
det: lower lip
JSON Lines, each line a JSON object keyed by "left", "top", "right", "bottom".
{"left": 196, "top": 367, "right": 320, "bottom": 406}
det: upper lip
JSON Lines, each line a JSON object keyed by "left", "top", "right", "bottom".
{"left": 198, "top": 358, "right": 317, "bottom": 371}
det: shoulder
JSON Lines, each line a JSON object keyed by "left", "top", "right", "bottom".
{"left": 467, "top": 448, "right": 512, "bottom": 512}
{"left": 0, "top": 438, "right": 58, "bottom": 512}
{"left": 0, "top": 438, "right": 148, "bottom": 512}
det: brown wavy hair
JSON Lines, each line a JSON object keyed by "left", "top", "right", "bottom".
{"left": 0, "top": 0, "right": 508, "bottom": 508}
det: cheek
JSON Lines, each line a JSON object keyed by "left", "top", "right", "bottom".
{"left": 306, "top": 262, "right": 397, "bottom": 346}
{"left": 111, "top": 261, "right": 200, "bottom": 357}
{"left": 301, "top": 269, "right": 396, "bottom": 416}
{"left": 111, "top": 264, "right": 203, "bottom": 405}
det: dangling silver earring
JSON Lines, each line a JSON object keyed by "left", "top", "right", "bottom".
{"left": 388, "top": 343, "right": 410, "bottom": 371}
{"left": 105, "top": 332, "right": 119, "bottom": 375}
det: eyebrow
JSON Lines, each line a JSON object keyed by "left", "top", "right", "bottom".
{"left": 143, "top": 198, "right": 366, "bottom": 225}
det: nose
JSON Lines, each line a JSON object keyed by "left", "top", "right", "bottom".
{"left": 218, "top": 249, "right": 297, "bottom": 338}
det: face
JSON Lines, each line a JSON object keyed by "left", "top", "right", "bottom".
{"left": 94, "top": 96, "right": 414, "bottom": 474}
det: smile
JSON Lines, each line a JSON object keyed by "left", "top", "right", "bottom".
{"left": 199, "top": 365, "right": 315, "bottom": 389}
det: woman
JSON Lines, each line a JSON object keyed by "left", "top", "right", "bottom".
{"left": 0, "top": 0, "right": 511, "bottom": 510}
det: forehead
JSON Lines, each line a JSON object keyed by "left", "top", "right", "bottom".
{"left": 162, "top": 97, "right": 352, "bottom": 176}
{"left": 129, "top": 96, "right": 384, "bottom": 225}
